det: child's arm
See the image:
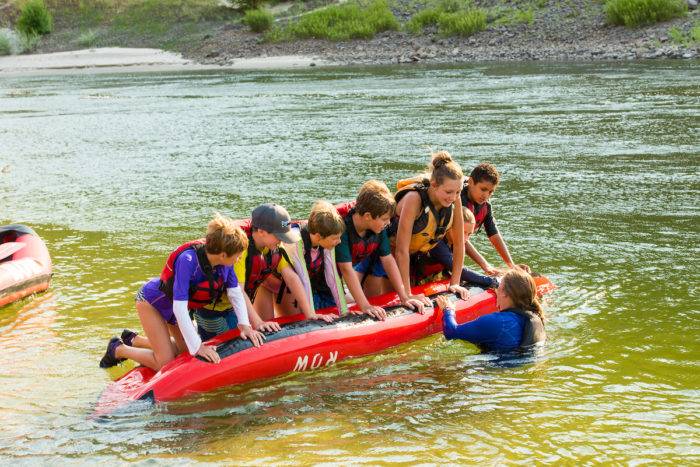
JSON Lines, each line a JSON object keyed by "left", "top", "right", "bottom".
{"left": 448, "top": 196, "right": 469, "bottom": 300}
{"left": 379, "top": 254, "right": 429, "bottom": 313}
{"left": 488, "top": 233, "right": 520, "bottom": 269}
{"left": 280, "top": 266, "right": 334, "bottom": 322}
{"left": 442, "top": 308, "right": 502, "bottom": 345}
{"left": 394, "top": 192, "right": 422, "bottom": 294}
{"left": 465, "top": 239, "right": 497, "bottom": 275}
{"left": 337, "top": 261, "right": 387, "bottom": 320}
{"left": 245, "top": 292, "right": 281, "bottom": 333}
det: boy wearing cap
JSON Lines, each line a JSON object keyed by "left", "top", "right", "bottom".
{"left": 234, "top": 203, "right": 334, "bottom": 323}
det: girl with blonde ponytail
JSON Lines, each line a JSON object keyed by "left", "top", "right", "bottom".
{"left": 392, "top": 151, "right": 470, "bottom": 301}
{"left": 438, "top": 269, "right": 545, "bottom": 352}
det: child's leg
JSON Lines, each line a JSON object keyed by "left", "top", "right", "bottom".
{"left": 253, "top": 286, "right": 275, "bottom": 321}
{"left": 429, "top": 239, "right": 454, "bottom": 270}
{"left": 460, "top": 267, "right": 499, "bottom": 288}
{"left": 362, "top": 257, "right": 388, "bottom": 297}
{"left": 115, "top": 301, "right": 178, "bottom": 371}
{"left": 167, "top": 323, "right": 187, "bottom": 354}
{"left": 275, "top": 286, "right": 302, "bottom": 316}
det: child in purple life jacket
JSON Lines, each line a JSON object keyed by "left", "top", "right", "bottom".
{"left": 99, "top": 214, "right": 265, "bottom": 371}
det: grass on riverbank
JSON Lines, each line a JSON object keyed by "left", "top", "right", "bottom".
{"left": 604, "top": 0, "right": 687, "bottom": 27}
{"left": 1, "top": 0, "right": 240, "bottom": 52}
{"left": 265, "top": 0, "right": 398, "bottom": 41}
{"left": 668, "top": 20, "right": 700, "bottom": 45}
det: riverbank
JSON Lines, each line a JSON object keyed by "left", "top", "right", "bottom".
{"left": 0, "top": 0, "right": 698, "bottom": 74}
{"left": 0, "top": 47, "right": 325, "bottom": 76}
{"left": 189, "top": 1, "right": 699, "bottom": 66}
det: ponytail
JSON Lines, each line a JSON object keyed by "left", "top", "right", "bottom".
{"left": 428, "top": 150, "right": 463, "bottom": 186}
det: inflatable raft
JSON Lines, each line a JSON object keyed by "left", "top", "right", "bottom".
{"left": 95, "top": 276, "right": 554, "bottom": 416}
{"left": 0, "top": 225, "right": 52, "bottom": 308}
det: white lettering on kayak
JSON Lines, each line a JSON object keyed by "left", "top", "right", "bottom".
{"left": 326, "top": 351, "right": 338, "bottom": 366}
{"left": 293, "top": 354, "right": 309, "bottom": 371}
{"left": 293, "top": 351, "right": 339, "bottom": 372}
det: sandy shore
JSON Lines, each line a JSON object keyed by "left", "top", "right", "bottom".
{"left": 0, "top": 47, "right": 329, "bottom": 76}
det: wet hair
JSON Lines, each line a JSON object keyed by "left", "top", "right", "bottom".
{"left": 205, "top": 213, "right": 249, "bottom": 256}
{"left": 428, "top": 151, "right": 464, "bottom": 186}
{"left": 308, "top": 200, "right": 345, "bottom": 238}
{"left": 470, "top": 162, "right": 500, "bottom": 186}
{"left": 501, "top": 269, "right": 544, "bottom": 322}
{"left": 356, "top": 180, "right": 395, "bottom": 218}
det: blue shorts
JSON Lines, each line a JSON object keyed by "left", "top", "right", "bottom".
{"left": 313, "top": 291, "right": 336, "bottom": 310}
{"left": 136, "top": 278, "right": 177, "bottom": 325}
{"left": 353, "top": 255, "right": 387, "bottom": 278}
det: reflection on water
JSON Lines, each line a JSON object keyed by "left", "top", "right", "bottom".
{"left": 0, "top": 61, "right": 698, "bottom": 463}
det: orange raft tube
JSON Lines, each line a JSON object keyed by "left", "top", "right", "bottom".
{"left": 95, "top": 276, "right": 554, "bottom": 416}
{"left": 0, "top": 225, "right": 52, "bottom": 308}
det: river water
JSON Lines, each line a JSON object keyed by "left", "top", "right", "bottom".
{"left": 0, "top": 61, "right": 698, "bottom": 464}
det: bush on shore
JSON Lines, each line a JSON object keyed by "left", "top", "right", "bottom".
{"left": 406, "top": 6, "right": 487, "bottom": 37}
{"left": 267, "top": 0, "right": 399, "bottom": 41}
{"left": 604, "top": 0, "right": 687, "bottom": 27}
{"left": 243, "top": 9, "right": 274, "bottom": 32}
{"left": 0, "top": 33, "right": 11, "bottom": 56}
{"left": 17, "top": 0, "right": 53, "bottom": 37}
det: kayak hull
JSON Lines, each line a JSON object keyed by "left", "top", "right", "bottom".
{"left": 95, "top": 276, "right": 554, "bottom": 416}
{"left": 0, "top": 225, "right": 52, "bottom": 308}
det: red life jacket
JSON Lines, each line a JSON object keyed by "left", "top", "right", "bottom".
{"left": 337, "top": 203, "right": 383, "bottom": 265}
{"left": 238, "top": 221, "right": 290, "bottom": 299}
{"left": 159, "top": 239, "right": 225, "bottom": 310}
{"left": 300, "top": 226, "right": 331, "bottom": 296}
{"left": 461, "top": 181, "right": 489, "bottom": 234}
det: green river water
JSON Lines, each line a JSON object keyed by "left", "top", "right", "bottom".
{"left": 0, "top": 61, "right": 698, "bottom": 464}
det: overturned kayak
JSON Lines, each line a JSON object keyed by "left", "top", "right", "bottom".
{"left": 0, "top": 225, "right": 52, "bottom": 308}
{"left": 95, "top": 276, "right": 554, "bottom": 416}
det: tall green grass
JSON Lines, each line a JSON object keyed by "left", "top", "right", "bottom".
{"left": 269, "top": 0, "right": 398, "bottom": 41}
{"left": 17, "top": 0, "right": 53, "bottom": 36}
{"left": 0, "top": 34, "right": 11, "bottom": 56}
{"left": 604, "top": 0, "right": 686, "bottom": 27}
{"left": 406, "top": 6, "right": 487, "bottom": 36}
{"left": 243, "top": 9, "right": 273, "bottom": 32}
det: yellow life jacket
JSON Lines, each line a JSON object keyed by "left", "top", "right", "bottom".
{"left": 393, "top": 177, "right": 454, "bottom": 254}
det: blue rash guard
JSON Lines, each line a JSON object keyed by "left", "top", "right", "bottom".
{"left": 442, "top": 307, "right": 527, "bottom": 352}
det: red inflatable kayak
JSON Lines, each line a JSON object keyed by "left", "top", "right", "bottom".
{"left": 0, "top": 225, "right": 52, "bottom": 308}
{"left": 95, "top": 276, "right": 554, "bottom": 416}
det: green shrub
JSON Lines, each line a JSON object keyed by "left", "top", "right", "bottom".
{"left": 0, "top": 35, "right": 11, "bottom": 56}
{"left": 77, "top": 29, "right": 98, "bottom": 48}
{"left": 20, "top": 32, "right": 40, "bottom": 52}
{"left": 406, "top": 6, "right": 486, "bottom": 36}
{"left": 691, "top": 21, "right": 700, "bottom": 43}
{"left": 0, "top": 28, "right": 25, "bottom": 54}
{"left": 17, "top": 0, "right": 53, "bottom": 36}
{"left": 285, "top": 0, "right": 399, "bottom": 41}
{"left": 604, "top": 0, "right": 686, "bottom": 27}
{"left": 405, "top": 8, "right": 444, "bottom": 33}
{"left": 438, "top": 9, "right": 486, "bottom": 36}
{"left": 492, "top": 6, "right": 534, "bottom": 26}
{"left": 243, "top": 9, "right": 274, "bottom": 32}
